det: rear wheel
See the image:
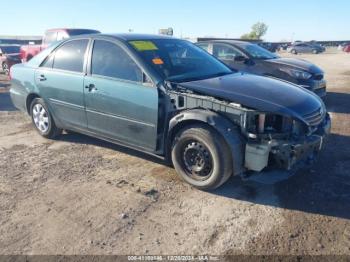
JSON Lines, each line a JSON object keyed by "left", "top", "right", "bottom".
{"left": 171, "top": 124, "right": 233, "bottom": 190}
{"left": 30, "top": 98, "right": 62, "bottom": 138}
{"left": 291, "top": 49, "right": 297, "bottom": 55}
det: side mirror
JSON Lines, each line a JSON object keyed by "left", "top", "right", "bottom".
{"left": 234, "top": 55, "right": 248, "bottom": 63}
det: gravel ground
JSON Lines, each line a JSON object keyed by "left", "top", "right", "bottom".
{"left": 0, "top": 51, "right": 349, "bottom": 256}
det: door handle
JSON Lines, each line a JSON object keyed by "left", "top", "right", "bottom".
{"left": 85, "top": 84, "right": 97, "bottom": 92}
{"left": 38, "top": 75, "right": 46, "bottom": 81}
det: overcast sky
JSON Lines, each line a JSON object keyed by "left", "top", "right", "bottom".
{"left": 2, "top": 0, "right": 349, "bottom": 41}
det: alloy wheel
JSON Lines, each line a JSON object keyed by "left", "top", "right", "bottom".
{"left": 32, "top": 104, "right": 49, "bottom": 133}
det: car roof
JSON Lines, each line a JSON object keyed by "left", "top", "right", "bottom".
{"left": 45, "top": 28, "right": 100, "bottom": 32}
{"left": 67, "top": 33, "right": 178, "bottom": 43}
{"left": 197, "top": 39, "right": 253, "bottom": 47}
{"left": 101, "top": 33, "right": 176, "bottom": 41}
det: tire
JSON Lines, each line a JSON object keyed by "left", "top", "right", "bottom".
{"left": 291, "top": 49, "right": 297, "bottom": 55}
{"left": 312, "top": 49, "right": 318, "bottom": 54}
{"left": 171, "top": 124, "right": 233, "bottom": 190}
{"left": 2, "top": 62, "right": 9, "bottom": 75}
{"left": 30, "top": 98, "right": 62, "bottom": 139}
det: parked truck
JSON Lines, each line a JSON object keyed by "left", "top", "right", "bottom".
{"left": 20, "top": 28, "right": 100, "bottom": 62}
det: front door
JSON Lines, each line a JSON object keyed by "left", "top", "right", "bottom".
{"left": 35, "top": 39, "right": 89, "bottom": 129}
{"left": 84, "top": 39, "right": 159, "bottom": 151}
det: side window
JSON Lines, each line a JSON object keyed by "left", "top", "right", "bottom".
{"left": 213, "top": 44, "right": 243, "bottom": 60}
{"left": 41, "top": 54, "right": 54, "bottom": 68}
{"left": 43, "top": 31, "right": 58, "bottom": 45}
{"left": 91, "top": 40, "right": 142, "bottom": 82}
{"left": 197, "top": 43, "right": 210, "bottom": 52}
{"left": 53, "top": 39, "right": 88, "bottom": 73}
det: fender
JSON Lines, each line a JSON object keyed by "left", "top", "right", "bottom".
{"left": 168, "top": 109, "right": 245, "bottom": 175}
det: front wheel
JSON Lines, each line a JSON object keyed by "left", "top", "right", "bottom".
{"left": 312, "top": 49, "right": 318, "bottom": 54}
{"left": 171, "top": 124, "right": 233, "bottom": 190}
{"left": 30, "top": 98, "right": 62, "bottom": 138}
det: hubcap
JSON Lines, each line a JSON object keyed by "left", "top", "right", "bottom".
{"left": 182, "top": 140, "right": 213, "bottom": 180}
{"left": 32, "top": 104, "right": 49, "bottom": 133}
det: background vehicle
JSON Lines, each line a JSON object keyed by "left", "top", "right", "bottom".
{"left": 343, "top": 44, "right": 350, "bottom": 53}
{"left": 20, "top": 28, "right": 100, "bottom": 62}
{"left": 288, "top": 42, "right": 325, "bottom": 54}
{"left": 196, "top": 40, "right": 327, "bottom": 97}
{"left": 257, "top": 42, "right": 279, "bottom": 53}
{"left": 0, "top": 45, "right": 21, "bottom": 74}
{"left": 10, "top": 34, "right": 330, "bottom": 190}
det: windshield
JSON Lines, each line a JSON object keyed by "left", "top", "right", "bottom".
{"left": 128, "top": 39, "right": 233, "bottom": 82}
{"left": 238, "top": 43, "right": 278, "bottom": 60}
{"left": 0, "top": 46, "right": 20, "bottom": 54}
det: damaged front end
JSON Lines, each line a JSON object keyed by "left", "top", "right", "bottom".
{"left": 242, "top": 109, "right": 331, "bottom": 172}
{"left": 167, "top": 88, "right": 331, "bottom": 173}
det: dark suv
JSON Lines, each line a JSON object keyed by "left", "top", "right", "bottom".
{"left": 196, "top": 40, "right": 327, "bottom": 97}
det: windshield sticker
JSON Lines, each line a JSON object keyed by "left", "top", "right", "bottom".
{"left": 130, "top": 41, "right": 158, "bottom": 51}
{"left": 152, "top": 58, "right": 164, "bottom": 65}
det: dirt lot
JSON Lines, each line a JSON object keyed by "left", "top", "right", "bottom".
{"left": 0, "top": 51, "right": 349, "bottom": 256}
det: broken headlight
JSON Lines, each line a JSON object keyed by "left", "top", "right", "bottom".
{"left": 246, "top": 113, "right": 305, "bottom": 138}
{"left": 257, "top": 114, "right": 293, "bottom": 134}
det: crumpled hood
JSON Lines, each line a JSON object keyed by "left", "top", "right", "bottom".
{"left": 266, "top": 57, "right": 324, "bottom": 74}
{"left": 179, "top": 73, "right": 324, "bottom": 123}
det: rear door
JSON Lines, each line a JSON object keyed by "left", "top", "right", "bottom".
{"left": 35, "top": 39, "right": 89, "bottom": 129}
{"left": 84, "top": 39, "right": 159, "bottom": 151}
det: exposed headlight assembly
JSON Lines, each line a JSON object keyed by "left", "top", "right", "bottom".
{"left": 280, "top": 68, "right": 312, "bottom": 80}
{"left": 257, "top": 113, "right": 294, "bottom": 134}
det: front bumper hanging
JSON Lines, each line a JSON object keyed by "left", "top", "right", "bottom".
{"left": 244, "top": 113, "right": 331, "bottom": 172}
